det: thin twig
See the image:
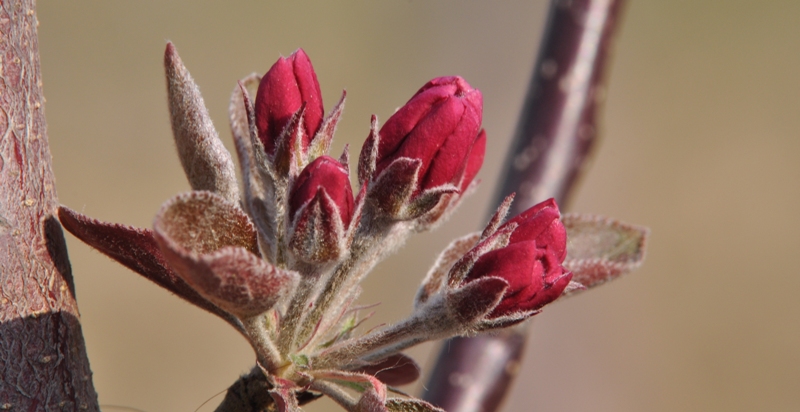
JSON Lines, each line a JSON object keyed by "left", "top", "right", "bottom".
{"left": 422, "top": 0, "right": 627, "bottom": 410}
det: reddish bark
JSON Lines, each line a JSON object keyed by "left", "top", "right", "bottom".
{"left": 0, "top": 0, "right": 99, "bottom": 409}
{"left": 423, "top": 0, "right": 626, "bottom": 410}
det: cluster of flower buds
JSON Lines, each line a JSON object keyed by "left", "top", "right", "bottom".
{"left": 56, "top": 43, "right": 649, "bottom": 412}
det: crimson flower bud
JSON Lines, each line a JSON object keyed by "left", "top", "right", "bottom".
{"left": 463, "top": 199, "right": 571, "bottom": 317}
{"left": 371, "top": 76, "right": 484, "bottom": 193}
{"left": 458, "top": 129, "right": 486, "bottom": 193}
{"left": 255, "top": 49, "right": 324, "bottom": 156}
{"left": 290, "top": 156, "right": 354, "bottom": 226}
{"left": 288, "top": 156, "right": 355, "bottom": 263}
{"left": 506, "top": 198, "right": 567, "bottom": 261}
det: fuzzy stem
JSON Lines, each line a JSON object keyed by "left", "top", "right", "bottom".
{"left": 272, "top": 176, "right": 289, "bottom": 267}
{"left": 278, "top": 273, "right": 317, "bottom": 353}
{"left": 277, "top": 260, "right": 336, "bottom": 355}
{"left": 361, "top": 336, "right": 428, "bottom": 364}
{"left": 422, "top": 0, "right": 627, "bottom": 410}
{"left": 313, "top": 313, "right": 428, "bottom": 370}
{"left": 295, "top": 209, "right": 407, "bottom": 351}
{"left": 293, "top": 230, "right": 377, "bottom": 350}
{"left": 315, "top": 292, "right": 477, "bottom": 369}
{"left": 309, "top": 380, "right": 358, "bottom": 410}
{"left": 243, "top": 315, "right": 284, "bottom": 373}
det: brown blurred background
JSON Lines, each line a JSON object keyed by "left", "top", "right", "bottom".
{"left": 37, "top": 1, "right": 800, "bottom": 411}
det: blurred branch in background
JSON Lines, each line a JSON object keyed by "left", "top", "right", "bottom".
{"left": 422, "top": 0, "right": 626, "bottom": 410}
{"left": 0, "top": 0, "right": 99, "bottom": 409}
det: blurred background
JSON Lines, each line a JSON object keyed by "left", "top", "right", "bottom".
{"left": 37, "top": 1, "right": 800, "bottom": 411}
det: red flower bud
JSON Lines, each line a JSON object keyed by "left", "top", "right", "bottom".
{"left": 458, "top": 129, "right": 486, "bottom": 193}
{"left": 463, "top": 198, "right": 571, "bottom": 317}
{"left": 289, "top": 156, "right": 354, "bottom": 228}
{"left": 370, "top": 76, "right": 484, "bottom": 193}
{"left": 255, "top": 49, "right": 324, "bottom": 156}
{"left": 506, "top": 198, "right": 567, "bottom": 261}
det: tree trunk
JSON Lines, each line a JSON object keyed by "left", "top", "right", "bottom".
{"left": 0, "top": 0, "right": 99, "bottom": 409}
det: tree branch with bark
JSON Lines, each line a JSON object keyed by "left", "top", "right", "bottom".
{"left": 423, "top": 1, "right": 628, "bottom": 410}
{"left": 0, "top": 0, "right": 98, "bottom": 409}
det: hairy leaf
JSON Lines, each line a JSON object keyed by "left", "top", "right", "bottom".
{"left": 154, "top": 191, "right": 258, "bottom": 255}
{"left": 57, "top": 206, "right": 242, "bottom": 331}
{"left": 561, "top": 213, "right": 649, "bottom": 296}
{"left": 153, "top": 192, "right": 298, "bottom": 318}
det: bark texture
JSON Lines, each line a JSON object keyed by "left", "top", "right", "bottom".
{"left": 214, "top": 367, "right": 321, "bottom": 412}
{"left": 0, "top": 0, "right": 99, "bottom": 409}
{"left": 423, "top": 0, "right": 626, "bottom": 410}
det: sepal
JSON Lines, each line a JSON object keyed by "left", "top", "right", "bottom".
{"left": 411, "top": 192, "right": 455, "bottom": 232}
{"left": 272, "top": 103, "right": 308, "bottom": 178}
{"left": 228, "top": 73, "right": 260, "bottom": 166}
{"left": 474, "top": 309, "right": 537, "bottom": 332}
{"left": 234, "top": 82, "right": 280, "bottom": 262}
{"left": 415, "top": 232, "right": 480, "bottom": 307}
{"left": 563, "top": 280, "right": 587, "bottom": 295}
{"left": 308, "top": 90, "right": 347, "bottom": 161}
{"left": 338, "top": 144, "right": 351, "bottom": 171}
{"left": 402, "top": 184, "right": 459, "bottom": 221}
{"left": 358, "top": 115, "right": 380, "bottom": 186}
{"left": 365, "top": 157, "right": 458, "bottom": 221}
{"left": 480, "top": 193, "right": 515, "bottom": 241}
{"left": 289, "top": 188, "right": 348, "bottom": 263}
{"left": 445, "top": 223, "right": 516, "bottom": 287}
{"left": 365, "top": 157, "right": 421, "bottom": 219}
{"left": 444, "top": 276, "right": 508, "bottom": 326}
{"left": 346, "top": 183, "right": 368, "bottom": 246}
